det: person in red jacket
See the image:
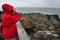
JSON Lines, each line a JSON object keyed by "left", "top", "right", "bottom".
{"left": 1, "top": 3, "right": 20, "bottom": 40}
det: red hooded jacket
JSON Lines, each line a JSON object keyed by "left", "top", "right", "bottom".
{"left": 1, "top": 4, "right": 20, "bottom": 39}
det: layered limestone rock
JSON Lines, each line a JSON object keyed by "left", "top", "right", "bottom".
{"left": 20, "top": 13, "right": 60, "bottom": 40}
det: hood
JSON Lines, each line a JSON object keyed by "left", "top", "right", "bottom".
{"left": 2, "top": 4, "right": 14, "bottom": 13}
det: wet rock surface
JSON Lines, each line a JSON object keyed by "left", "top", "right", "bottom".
{"left": 20, "top": 13, "right": 60, "bottom": 40}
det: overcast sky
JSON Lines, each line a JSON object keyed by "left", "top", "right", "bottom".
{"left": 0, "top": 0, "right": 60, "bottom": 10}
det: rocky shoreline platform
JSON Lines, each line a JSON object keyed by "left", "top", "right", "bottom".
{"left": 20, "top": 13, "right": 60, "bottom": 40}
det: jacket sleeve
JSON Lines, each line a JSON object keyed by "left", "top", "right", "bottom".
{"left": 1, "top": 12, "right": 21, "bottom": 27}
{"left": 7, "top": 12, "right": 21, "bottom": 23}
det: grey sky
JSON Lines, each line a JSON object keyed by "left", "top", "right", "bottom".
{"left": 0, "top": 0, "right": 60, "bottom": 10}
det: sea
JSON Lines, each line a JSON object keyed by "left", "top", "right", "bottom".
{"left": 16, "top": 7, "right": 60, "bottom": 18}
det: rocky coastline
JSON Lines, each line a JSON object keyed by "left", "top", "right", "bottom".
{"left": 0, "top": 11, "right": 60, "bottom": 40}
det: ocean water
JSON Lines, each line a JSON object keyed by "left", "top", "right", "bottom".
{"left": 16, "top": 7, "right": 60, "bottom": 17}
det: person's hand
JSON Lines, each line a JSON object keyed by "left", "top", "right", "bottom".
{"left": 12, "top": 9, "right": 16, "bottom": 15}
